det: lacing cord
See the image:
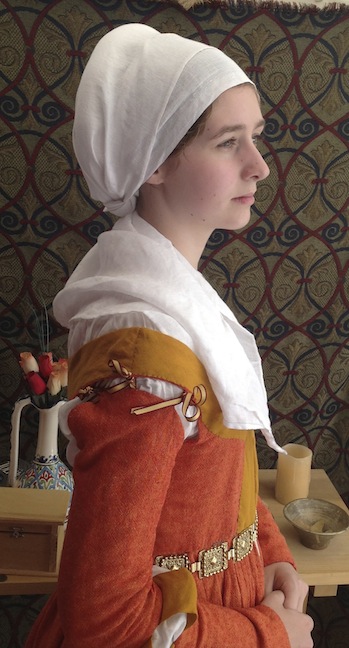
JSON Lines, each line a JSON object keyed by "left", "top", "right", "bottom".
{"left": 77, "top": 359, "right": 207, "bottom": 422}
{"left": 131, "top": 383, "right": 207, "bottom": 422}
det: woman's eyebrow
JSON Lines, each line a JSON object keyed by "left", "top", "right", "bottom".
{"left": 209, "top": 119, "right": 266, "bottom": 139}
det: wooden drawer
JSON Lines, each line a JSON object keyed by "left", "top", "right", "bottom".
{"left": 0, "top": 488, "right": 69, "bottom": 576}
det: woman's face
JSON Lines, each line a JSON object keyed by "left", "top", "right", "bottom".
{"left": 157, "top": 84, "right": 270, "bottom": 235}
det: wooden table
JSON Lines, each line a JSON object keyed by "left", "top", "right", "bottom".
{"left": 0, "top": 573, "right": 57, "bottom": 596}
{"left": 259, "top": 469, "right": 349, "bottom": 597}
{"left": 1, "top": 468, "right": 348, "bottom": 597}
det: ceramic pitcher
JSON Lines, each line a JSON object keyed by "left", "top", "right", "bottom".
{"left": 9, "top": 397, "right": 74, "bottom": 494}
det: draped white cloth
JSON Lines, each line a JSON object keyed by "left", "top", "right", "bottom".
{"left": 53, "top": 213, "right": 281, "bottom": 452}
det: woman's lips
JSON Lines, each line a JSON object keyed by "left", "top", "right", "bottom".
{"left": 233, "top": 194, "right": 255, "bottom": 205}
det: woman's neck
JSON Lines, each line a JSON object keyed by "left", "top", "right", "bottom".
{"left": 136, "top": 193, "right": 210, "bottom": 269}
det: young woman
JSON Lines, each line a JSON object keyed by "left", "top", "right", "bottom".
{"left": 25, "top": 23, "right": 313, "bottom": 648}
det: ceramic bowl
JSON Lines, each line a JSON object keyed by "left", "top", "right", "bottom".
{"left": 283, "top": 498, "right": 349, "bottom": 550}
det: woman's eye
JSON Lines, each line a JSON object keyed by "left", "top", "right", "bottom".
{"left": 218, "top": 138, "right": 237, "bottom": 149}
{"left": 252, "top": 134, "right": 264, "bottom": 147}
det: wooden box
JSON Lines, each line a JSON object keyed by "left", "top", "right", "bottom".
{"left": 0, "top": 488, "right": 69, "bottom": 576}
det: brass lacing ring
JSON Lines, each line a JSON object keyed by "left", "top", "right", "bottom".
{"left": 131, "top": 384, "right": 207, "bottom": 421}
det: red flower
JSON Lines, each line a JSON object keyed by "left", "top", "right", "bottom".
{"left": 26, "top": 371, "right": 47, "bottom": 395}
{"left": 38, "top": 352, "right": 53, "bottom": 380}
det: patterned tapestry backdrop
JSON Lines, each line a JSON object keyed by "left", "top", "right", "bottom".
{"left": 3, "top": 0, "right": 349, "bottom": 497}
{"left": 0, "top": 0, "right": 349, "bottom": 646}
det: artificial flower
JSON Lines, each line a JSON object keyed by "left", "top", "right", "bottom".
{"left": 52, "top": 360, "right": 68, "bottom": 388}
{"left": 18, "top": 350, "right": 68, "bottom": 408}
{"left": 25, "top": 370, "right": 47, "bottom": 395}
{"left": 38, "top": 352, "right": 53, "bottom": 380}
{"left": 19, "top": 352, "right": 39, "bottom": 375}
{"left": 47, "top": 369, "right": 62, "bottom": 396}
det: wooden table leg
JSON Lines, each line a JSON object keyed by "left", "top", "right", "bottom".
{"left": 303, "top": 592, "right": 309, "bottom": 613}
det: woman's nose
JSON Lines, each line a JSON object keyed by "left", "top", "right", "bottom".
{"left": 243, "top": 147, "right": 270, "bottom": 181}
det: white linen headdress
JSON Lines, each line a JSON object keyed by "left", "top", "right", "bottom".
{"left": 72, "top": 23, "right": 253, "bottom": 217}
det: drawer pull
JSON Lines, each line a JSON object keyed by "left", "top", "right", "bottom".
{"left": 10, "top": 527, "right": 24, "bottom": 539}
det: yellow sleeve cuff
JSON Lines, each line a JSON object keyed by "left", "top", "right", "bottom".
{"left": 154, "top": 568, "right": 197, "bottom": 628}
{"left": 142, "top": 568, "right": 198, "bottom": 647}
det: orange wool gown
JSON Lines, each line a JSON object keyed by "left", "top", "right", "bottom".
{"left": 25, "top": 328, "right": 295, "bottom": 648}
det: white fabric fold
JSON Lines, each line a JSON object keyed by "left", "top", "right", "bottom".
{"left": 53, "top": 213, "right": 282, "bottom": 452}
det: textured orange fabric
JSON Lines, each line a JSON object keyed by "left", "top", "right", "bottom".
{"left": 257, "top": 498, "right": 296, "bottom": 569}
{"left": 23, "top": 595, "right": 63, "bottom": 647}
{"left": 25, "top": 329, "right": 295, "bottom": 647}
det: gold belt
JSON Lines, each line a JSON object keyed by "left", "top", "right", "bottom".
{"left": 154, "top": 515, "right": 258, "bottom": 579}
